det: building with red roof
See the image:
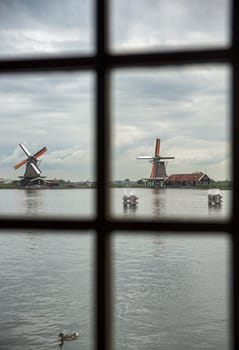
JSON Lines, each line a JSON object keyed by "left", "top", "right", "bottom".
{"left": 166, "top": 172, "right": 210, "bottom": 187}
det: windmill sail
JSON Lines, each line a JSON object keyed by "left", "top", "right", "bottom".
{"left": 30, "top": 162, "right": 41, "bottom": 176}
{"left": 155, "top": 138, "right": 160, "bottom": 157}
{"left": 19, "top": 143, "right": 31, "bottom": 157}
{"left": 14, "top": 158, "right": 28, "bottom": 170}
{"left": 33, "top": 147, "right": 47, "bottom": 159}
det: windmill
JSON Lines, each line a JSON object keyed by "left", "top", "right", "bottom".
{"left": 137, "top": 138, "right": 174, "bottom": 187}
{"left": 14, "top": 144, "right": 47, "bottom": 185}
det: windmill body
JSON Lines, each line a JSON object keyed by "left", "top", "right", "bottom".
{"left": 14, "top": 144, "right": 47, "bottom": 185}
{"left": 137, "top": 138, "right": 174, "bottom": 187}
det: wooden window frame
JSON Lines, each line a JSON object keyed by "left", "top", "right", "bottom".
{"left": 0, "top": 1, "right": 238, "bottom": 349}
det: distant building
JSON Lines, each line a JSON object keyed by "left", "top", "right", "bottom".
{"left": 166, "top": 172, "right": 210, "bottom": 187}
{"left": 0, "top": 178, "right": 12, "bottom": 184}
{"left": 46, "top": 179, "right": 60, "bottom": 188}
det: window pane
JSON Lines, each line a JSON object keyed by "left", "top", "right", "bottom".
{"left": 0, "top": 73, "right": 95, "bottom": 218}
{"left": 0, "top": 0, "right": 94, "bottom": 58}
{"left": 111, "top": 65, "right": 231, "bottom": 220}
{"left": 111, "top": 0, "right": 230, "bottom": 52}
{"left": 113, "top": 233, "right": 232, "bottom": 349}
{"left": 0, "top": 231, "right": 94, "bottom": 350}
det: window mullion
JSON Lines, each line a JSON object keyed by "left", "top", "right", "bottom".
{"left": 96, "top": 1, "right": 111, "bottom": 350}
{"left": 231, "top": 0, "right": 239, "bottom": 348}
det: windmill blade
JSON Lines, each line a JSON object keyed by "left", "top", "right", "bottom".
{"left": 163, "top": 156, "right": 175, "bottom": 160}
{"left": 137, "top": 156, "right": 153, "bottom": 160}
{"left": 30, "top": 162, "right": 41, "bottom": 176}
{"left": 14, "top": 158, "right": 27, "bottom": 170}
{"left": 19, "top": 144, "right": 31, "bottom": 157}
{"left": 159, "top": 156, "right": 175, "bottom": 160}
{"left": 33, "top": 147, "right": 47, "bottom": 159}
{"left": 154, "top": 138, "right": 161, "bottom": 157}
{"left": 150, "top": 162, "right": 156, "bottom": 178}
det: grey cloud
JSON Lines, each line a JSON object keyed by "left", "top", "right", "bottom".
{"left": 0, "top": 0, "right": 92, "bottom": 30}
{"left": 113, "top": 66, "right": 229, "bottom": 132}
{"left": 0, "top": 0, "right": 93, "bottom": 56}
{"left": 112, "top": 0, "right": 229, "bottom": 51}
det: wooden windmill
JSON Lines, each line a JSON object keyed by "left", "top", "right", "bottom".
{"left": 14, "top": 144, "right": 47, "bottom": 185}
{"left": 137, "top": 138, "right": 174, "bottom": 187}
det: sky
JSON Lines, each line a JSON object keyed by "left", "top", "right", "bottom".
{"left": 0, "top": 0, "right": 231, "bottom": 181}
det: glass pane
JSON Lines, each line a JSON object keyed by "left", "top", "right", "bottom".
{"left": 0, "top": 231, "right": 94, "bottom": 350}
{"left": 111, "top": 0, "right": 230, "bottom": 53}
{"left": 0, "top": 0, "right": 94, "bottom": 58}
{"left": 0, "top": 73, "right": 95, "bottom": 218}
{"left": 111, "top": 65, "right": 231, "bottom": 220}
{"left": 113, "top": 233, "right": 231, "bottom": 349}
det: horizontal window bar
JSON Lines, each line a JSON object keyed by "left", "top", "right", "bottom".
{"left": 0, "top": 217, "right": 231, "bottom": 232}
{"left": 0, "top": 48, "right": 236, "bottom": 74}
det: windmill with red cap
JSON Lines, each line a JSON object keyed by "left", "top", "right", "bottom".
{"left": 14, "top": 143, "right": 47, "bottom": 185}
{"left": 137, "top": 138, "right": 174, "bottom": 187}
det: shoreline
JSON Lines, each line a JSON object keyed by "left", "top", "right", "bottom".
{"left": 0, "top": 184, "right": 232, "bottom": 190}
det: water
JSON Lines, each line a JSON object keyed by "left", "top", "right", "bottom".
{"left": 0, "top": 188, "right": 231, "bottom": 220}
{"left": 0, "top": 232, "right": 94, "bottom": 350}
{"left": 112, "top": 188, "right": 231, "bottom": 220}
{"left": 0, "top": 189, "right": 94, "bottom": 218}
{"left": 0, "top": 189, "right": 232, "bottom": 349}
{"left": 113, "top": 234, "right": 231, "bottom": 350}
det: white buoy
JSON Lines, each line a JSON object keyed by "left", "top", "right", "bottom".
{"left": 208, "top": 189, "right": 223, "bottom": 206}
{"left": 123, "top": 191, "right": 138, "bottom": 207}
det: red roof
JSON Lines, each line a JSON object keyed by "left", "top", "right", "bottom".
{"left": 166, "top": 172, "right": 206, "bottom": 182}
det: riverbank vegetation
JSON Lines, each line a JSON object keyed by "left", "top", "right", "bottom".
{"left": 0, "top": 179, "right": 232, "bottom": 190}
{"left": 111, "top": 179, "right": 232, "bottom": 190}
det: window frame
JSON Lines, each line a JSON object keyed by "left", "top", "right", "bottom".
{"left": 0, "top": 0, "right": 237, "bottom": 349}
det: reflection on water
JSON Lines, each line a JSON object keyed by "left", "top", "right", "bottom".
{"left": 208, "top": 202, "right": 223, "bottom": 215}
{"left": 151, "top": 189, "right": 166, "bottom": 217}
{"left": 123, "top": 206, "right": 138, "bottom": 216}
{"left": 24, "top": 190, "right": 43, "bottom": 215}
{"left": 0, "top": 189, "right": 94, "bottom": 217}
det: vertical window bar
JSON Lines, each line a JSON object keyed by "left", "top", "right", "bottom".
{"left": 231, "top": 0, "right": 239, "bottom": 348}
{"left": 96, "top": 1, "right": 111, "bottom": 350}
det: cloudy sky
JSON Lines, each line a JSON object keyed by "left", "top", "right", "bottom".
{"left": 0, "top": 0, "right": 231, "bottom": 181}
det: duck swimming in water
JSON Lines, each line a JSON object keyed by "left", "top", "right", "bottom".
{"left": 58, "top": 332, "right": 79, "bottom": 346}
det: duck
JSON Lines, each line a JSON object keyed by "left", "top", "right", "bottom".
{"left": 58, "top": 332, "right": 79, "bottom": 345}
